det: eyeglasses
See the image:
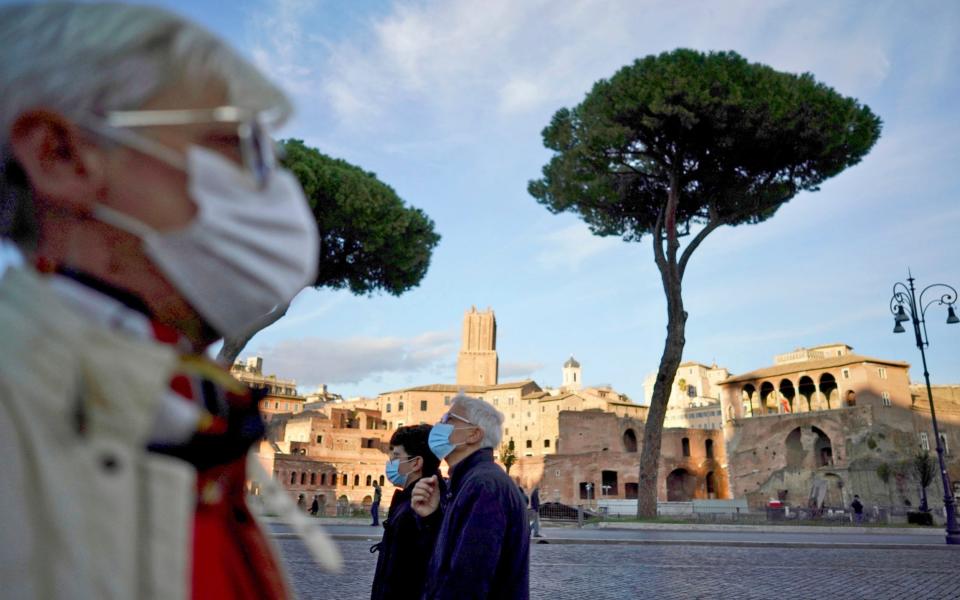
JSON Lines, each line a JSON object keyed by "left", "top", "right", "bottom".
{"left": 440, "top": 412, "right": 474, "bottom": 426}
{"left": 82, "top": 105, "right": 283, "bottom": 189}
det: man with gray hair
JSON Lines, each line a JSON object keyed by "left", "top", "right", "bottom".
{"left": 412, "top": 394, "right": 530, "bottom": 599}
{"left": 0, "top": 3, "right": 319, "bottom": 598}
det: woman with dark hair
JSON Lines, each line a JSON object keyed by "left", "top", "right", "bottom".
{"left": 371, "top": 424, "right": 443, "bottom": 600}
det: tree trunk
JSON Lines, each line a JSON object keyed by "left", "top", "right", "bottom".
{"left": 636, "top": 272, "right": 687, "bottom": 517}
{"left": 216, "top": 302, "right": 292, "bottom": 365}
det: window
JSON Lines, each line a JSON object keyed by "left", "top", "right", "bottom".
{"left": 300, "top": 472, "right": 306, "bottom": 485}
{"left": 366, "top": 475, "right": 372, "bottom": 486}
{"left": 881, "top": 391, "right": 891, "bottom": 406}
{"left": 920, "top": 432, "right": 930, "bottom": 451}
{"left": 379, "top": 475, "right": 385, "bottom": 486}
{"left": 492, "top": 397, "right": 499, "bottom": 406}
{"left": 601, "top": 470, "right": 619, "bottom": 496}
{"left": 940, "top": 434, "right": 950, "bottom": 455}
{"left": 274, "top": 402, "right": 279, "bottom": 409}
{"left": 386, "top": 403, "right": 392, "bottom": 413}
{"left": 342, "top": 474, "right": 348, "bottom": 485}
{"left": 544, "top": 439, "right": 551, "bottom": 448}
{"left": 842, "top": 368, "right": 850, "bottom": 380}
{"left": 354, "top": 474, "right": 360, "bottom": 486}
{"left": 681, "top": 437, "right": 690, "bottom": 457}
{"left": 505, "top": 428, "right": 509, "bottom": 435}
{"left": 320, "top": 473, "right": 326, "bottom": 485}
{"left": 316, "top": 435, "right": 323, "bottom": 443}
{"left": 687, "top": 385, "right": 696, "bottom": 398}
{"left": 525, "top": 440, "right": 532, "bottom": 449}
{"left": 310, "top": 473, "right": 316, "bottom": 485}
{"left": 705, "top": 439, "right": 714, "bottom": 459}
{"left": 878, "top": 367, "right": 888, "bottom": 379}
{"left": 398, "top": 402, "right": 404, "bottom": 411}
{"left": 290, "top": 471, "right": 297, "bottom": 485}
{"left": 420, "top": 400, "right": 428, "bottom": 411}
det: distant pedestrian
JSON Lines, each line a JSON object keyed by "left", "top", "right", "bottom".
{"left": 370, "top": 424, "right": 442, "bottom": 600}
{"left": 310, "top": 496, "right": 320, "bottom": 516}
{"left": 530, "top": 487, "right": 542, "bottom": 538}
{"left": 412, "top": 394, "right": 530, "bottom": 599}
{"left": 298, "top": 494, "right": 307, "bottom": 511}
{"left": 371, "top": 480, "right": 382, "bottom": 526}
{"left": 851, "top": 495, "right": 864, "bottom": 524}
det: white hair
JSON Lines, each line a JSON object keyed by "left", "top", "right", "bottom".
{"left": 451, "top": 393, "right": 504, "bottom": 450}
{"left": 0, "top": 2, "right": 291, "bottom": 241}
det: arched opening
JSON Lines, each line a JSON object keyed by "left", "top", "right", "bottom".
{"left": 365, "top": 474, "right": 372, "bottom": 486}
{"left": 785, "top": 427, "right": 805, "bottom": 468}
{"left": 741, "top": 384, "right": 756, "bottom": 417}
{"left": 290, "top": 471, "right": 297, "bottom": 485}
{"left": 361, "top": 495, "right": 373, "bottom": 508}
{"left": 342, "top": 474, "right": 348, "bottom": 485}
{"left": 336, "top": 494, "right": 350, "bottom": 516}
{"left": 705, "top": 439, "right": 714, "bottom": 459}
{"left": 320, "top": 472, "right": 327, "bottom": 485}
{"left": 379, "top": 475, "right": 385, "bottom": 486}
{"left": 354, "top": 474, "right": 360, "bottom": 486}
{"left": 310, "top": 472, "right": 316, "bottom": 485}
{"left": 818, "top": 373, "right": 838, "bottom": 410}
{"left": 846, "top": 390, "right": 857, "bottom": 407}
{"left": 623, "top": 429, "right": 638, "bottom": 453}
{"left": 760, "top": 381, "right": 777, "bottom": 414}
{"left": 681, "top": 437, "right": 690, "bottom": 457}
{"left": 812, "top": 426, "right": 833, "bottom": 466}
{"left": 705, "top": 471, "right": 717, "bottom": 499}
{"left": 798, "top": 376, "right": 816, "bottom": 412}
{"left": 300, "top": 472, "right": 306, "bottom": 485}
{"left": 778, "top": 379, "right": 796, "bottom": 413}
{"left": 666, "top": 468, "right": 698, "bottom": 501}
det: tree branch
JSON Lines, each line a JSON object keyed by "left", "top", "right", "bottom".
{"left": 678, "top": 204, "right": 722, "bottom": 280}
{"left": 216, "top": 301, "right": 292, "bottom": 365}
{"left": 652, "top": 205, "right": 667, "bottom": 273}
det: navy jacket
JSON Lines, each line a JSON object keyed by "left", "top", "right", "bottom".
{"left": 371, "top": 482, "right": 439, "bottom": 600}
{"left": 530, "top": 488, "right": 540, "bottom": 511}
{"left": 422, "top": 448, "right": 530, "bottom": 600}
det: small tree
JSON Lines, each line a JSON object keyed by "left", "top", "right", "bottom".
{"left": 530, "top": 49, "right": 881, "bottom": 516}
{"left": 914, "top": 451, "right": 935, "bottom": 512}
{"left": 218, "top": 139, "right": 441, "bottom": 363}
{"left": 876, "top": 462, "right": 894, "bottom": 508}
{"left": 500, "top": 438, "right": 518, "bottom": 475}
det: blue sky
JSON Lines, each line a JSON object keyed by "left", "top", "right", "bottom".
{"left": 153, "top": 0, "right": 959, "bottom": 400}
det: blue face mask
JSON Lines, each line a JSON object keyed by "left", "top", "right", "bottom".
{"left": 428, "top": 422, "right": 458, "bottom": 460}
{"left": 385, "top": 457, "right": 416, "bottom": 487}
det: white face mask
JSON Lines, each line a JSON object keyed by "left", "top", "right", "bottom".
{"left": 93, "top": 145, "right": 319, "bottom": 339}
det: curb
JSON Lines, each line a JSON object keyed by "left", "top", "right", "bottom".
{"left": 270, "top": 532, "right": 959, "bottom": 550}
{"left": 592, "top": 522, "right": 945, "bottom": 536}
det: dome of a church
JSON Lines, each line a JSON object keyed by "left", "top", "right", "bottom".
{"left": 564, "top": 356, "right": 580, "bottom": 368}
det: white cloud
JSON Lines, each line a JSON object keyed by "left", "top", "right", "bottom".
{"left": 258, "top": 330, "right": 457, "bottom": 386}
{"left": 535, "top": 222, "right": 622, "bottom": 271}
{"left": 500, "top": 360, "right": 546, "bottom": 379}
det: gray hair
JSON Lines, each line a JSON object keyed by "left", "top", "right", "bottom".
{"left": 0, "top": 2, "right": 292, "bottom": 244}
{"left": 451, "top": 393, "right": 504, "bottom": 450}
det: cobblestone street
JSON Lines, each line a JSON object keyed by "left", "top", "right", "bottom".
{"left": 278, "top": 538, "right": 960, "bottom": 599}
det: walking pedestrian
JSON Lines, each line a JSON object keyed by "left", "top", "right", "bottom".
{"left": 412, "top": 394, "right": 530, "bottom": 599}
{"left": 851, "top": 494, "right": 864, "bottom": 524}
{"left": 530, "top": 487, "right": 543, "bottom": 537}
{"left": 371, "top": 480, "right": 382, "bottom": 526}
{"left": 370, "top": 424, "right": 442, "bottom": 600}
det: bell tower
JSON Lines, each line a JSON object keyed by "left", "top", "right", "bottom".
{"left": 456, "top": 306, "right": 498, "bottom": 386}
{"left": 562, "top": 356, "right": 581, "bottom": 391}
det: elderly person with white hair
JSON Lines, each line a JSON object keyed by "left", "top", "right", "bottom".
{"left": 0, "top": 3, "right": 320, "bottom": 599}
{"left": 412, "top": 394, "right": 530, "bottom": 599}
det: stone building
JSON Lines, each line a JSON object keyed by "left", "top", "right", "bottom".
{"left": 456, "top": 306, "right": 498, "bottom": 386}
{"left": 644, "top": 361, "right": 729, "bottom": 430}
{"left": 231, "top": 356, "right": 305, "bottom": 420}
{"left": 719, "top": 344, "right": 960, "bottom": 510}
{"left": 510, "top": 410, "right": 728, "bottom": 506}
{"left": 255, "top": 405, "right": 393, "bottom": 515}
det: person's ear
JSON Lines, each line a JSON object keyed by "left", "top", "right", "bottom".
{"left": 9, "top": 109, "right": 106, "bottom": 215}
{"left": 468, "top": 426, "right": 484, "bottom": 445}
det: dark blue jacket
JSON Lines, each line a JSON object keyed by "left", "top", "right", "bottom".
{"left": 530, "top": 488, "right": 540, "bottom": 511}
{"left": 371, "top": 481, "right": 439, "bottom": 600}
{"left": 422, "top": 448, "right": 530, "bottom": 600}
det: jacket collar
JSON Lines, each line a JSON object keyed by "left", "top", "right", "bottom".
{"left": 449, "top": 447, "right": 494, "bottom": 496}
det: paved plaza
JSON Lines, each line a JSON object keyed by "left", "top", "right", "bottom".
{"left": 278, "top": 535, "right": 960, "bottom": 599}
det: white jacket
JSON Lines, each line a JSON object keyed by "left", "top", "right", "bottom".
{"left": 0, "top": 266, "right": 196, "bottom": 599}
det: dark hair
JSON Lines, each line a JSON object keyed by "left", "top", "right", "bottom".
{"left": 390, "top": 424, "right": 440, "bottom": 478}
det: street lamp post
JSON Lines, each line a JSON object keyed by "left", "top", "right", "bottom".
{"left": 889, "top": 270, "right": 960, "bottom": 545}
